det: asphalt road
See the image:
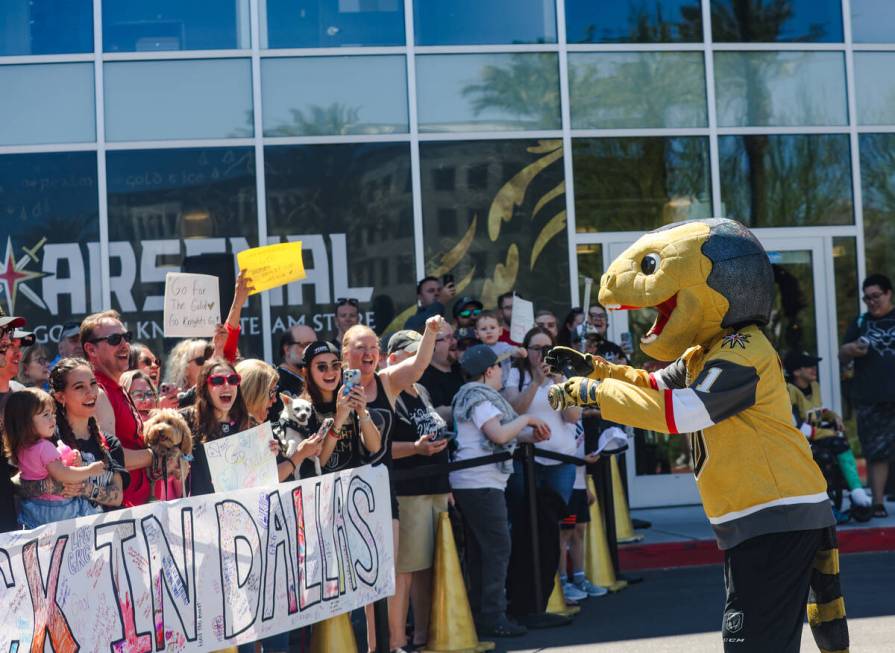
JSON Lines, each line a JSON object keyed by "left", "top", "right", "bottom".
{"left": 498, "top": 552, "right": 895, "bottom": 653}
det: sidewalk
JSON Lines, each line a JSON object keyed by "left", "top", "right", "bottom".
{"left": 619, "top": 496, "right": 895, "bottom": 570}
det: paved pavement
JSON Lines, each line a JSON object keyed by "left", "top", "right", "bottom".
{"left": 496, "top": 551, "right": 895, "bottom": 653}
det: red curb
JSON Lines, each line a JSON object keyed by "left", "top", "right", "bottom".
{"left": 618, "top": 526, "right": 895, "bottom": 570}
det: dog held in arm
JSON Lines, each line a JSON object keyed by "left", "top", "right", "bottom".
{"left": 278, "top": 394, "right": 321, "bottom": 475}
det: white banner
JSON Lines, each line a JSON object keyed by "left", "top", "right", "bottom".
{"left": 163, "top": 272, "right": 220, "bottom": 338}
{"left": 0, "top": 464, "right": 394, "bottom": 652}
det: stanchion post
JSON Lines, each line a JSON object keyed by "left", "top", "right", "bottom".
{"left": 521, "top": 442, "right": 544, "bottom": 611}
{"left": 596, "top": 456, "right": 620, "bottom": 575}
{"left": 373, "top": 598, "right": 390, "bottom": 653}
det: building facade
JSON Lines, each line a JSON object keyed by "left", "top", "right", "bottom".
{"left": 3, "top": 1, "right": 894, "bottom": 506}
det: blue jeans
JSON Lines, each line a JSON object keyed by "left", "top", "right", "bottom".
{"left": 18, "top": 497, "right": 100, "bottom": 530}
{"left": 236, "top": 631, "right": 289, "bottom": 653}
{"left": 506, "top": 459, "right": 576, "bottom": 509}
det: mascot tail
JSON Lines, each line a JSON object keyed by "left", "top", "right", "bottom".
{"left": 807, "top": 527, "right": 849, "bottom": 653}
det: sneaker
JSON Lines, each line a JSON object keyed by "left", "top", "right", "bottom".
{"left": 478, "top": 615, "right": 527, "bottom": 638}
{"left": 562, "top": 581, "right": 588, "bottom": 602}
{"left": 575, "top": 578, "right": 609, "bottom": 597}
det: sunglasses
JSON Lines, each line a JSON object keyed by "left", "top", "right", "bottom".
{"left": 589, "top": 312, "right": 607, "bottom": 320}
{"left": 315, "top": 361, "right": 342, "bottom": 373}
{"left": 13, "top": 336, "right": 35, "bottom": 347}
{"left": 337, "top": 297, "right": 359, "bottom": 307}
{"left": 207, "top": 373, "right": 241, "bottom": 387}
{"left": 190, "top": 346, "right": 215, "bottom": 366}
{"left": 140, "top": 356, "right": 159, "bottom": 367}
{"left": 89, "top": 331, "right": 133, "bottom": 346}
{"left": 862, "top": 292, "right": 886, "bottom": 303}
{"left": 130, "top": 390, "right": 157, "bottom": 402}
{"left": 458, "top": 308, "right": 482, "bottom": 319}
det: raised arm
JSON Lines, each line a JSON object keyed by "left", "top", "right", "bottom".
{"left": 381, "top": 316, "right": 443, "bottom": 398}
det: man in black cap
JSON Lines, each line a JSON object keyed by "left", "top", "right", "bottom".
{"left": 453, "top": 295, "right": 484, "bottom": 344}
{"left": 52, "top": 320, "right": 84, "bottom": 367}
{"left": 0, "top": 309, "right": 26, "bottom": 533}
{"left": 404, "top": 276, "right": 456, "bottom": 332}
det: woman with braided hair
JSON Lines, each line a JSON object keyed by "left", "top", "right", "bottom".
{"left": 50, "top": 358, "right": 129, "bottom": 509}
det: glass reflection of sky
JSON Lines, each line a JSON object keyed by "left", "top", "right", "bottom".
{"left": 565, "top": 0, "right": 702, "bottom": 43}
{"left": 1, "top": 0, "right": 93, "bottom": 55}
{"left": 854, "top": 53, "right": 895, "bottom": 125}
{"left": 851, "top": 0, "right": 895, "bottom": 42}
{"left": 413, "top": 0, "right": 556, "bottom": 45}
{"left": 711, "top": 0, "right": 842, "bottom": 42}
{"left": 264, "top": 0, "right": 405, "bottom": 48}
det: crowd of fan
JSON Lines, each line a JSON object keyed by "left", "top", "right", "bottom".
{"left": 3, "top": 270, "right": 874, "bottom": 653}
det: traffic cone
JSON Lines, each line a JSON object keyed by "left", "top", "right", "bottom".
{"left": 546, "top": 572, "right": 580, "bottom": 617}
{"left": 610, "top": 456, "right": 643, "bottom": 543}
{"left": 309, "top": 612, "right": 357, "bottom": 653}
{"left": 584, "top": 476, "right": 627, "bottom": 592}
{"left": 424, "top": 512, "right": 495, "bottom": 653}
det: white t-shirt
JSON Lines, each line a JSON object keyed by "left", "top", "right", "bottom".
{"left": 573, "top": 422, "right": 587, "bottom": 490}
{"left": 505, "top": 367, "right": 578, "bottom": 466}
{"left": 449, "top": 401, "right": 510, "bottom": 491}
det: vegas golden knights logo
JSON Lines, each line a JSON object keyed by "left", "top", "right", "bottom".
{"left": 690, "top": 430, "right": 707, "bottom": 477}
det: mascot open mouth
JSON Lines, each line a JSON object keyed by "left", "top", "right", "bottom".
{"left": 605, "top": 293, "right": 678, "bottom": 345}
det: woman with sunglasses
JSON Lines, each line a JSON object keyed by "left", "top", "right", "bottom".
{"left": 237, "top": 358, "right": 325, "bottom": 482}
{"left": 163, "top": 338, "right": 213, "bottom": 408}
{"left": 503, "top": 326, "right": 585, "bottom": 601}
{"left": 18, "top": 344, "right": 51, "bottom": 389}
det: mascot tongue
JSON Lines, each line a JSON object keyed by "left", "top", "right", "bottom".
{"left": 608, "top": 294, "right": 678, "bottom": 338}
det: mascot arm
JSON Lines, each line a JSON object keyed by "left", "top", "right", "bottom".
{"left": 604, "top": 356, "right": 689, "bottom": 389}
{"left": 598, "top": 359, "right": 760, "bottom": 435}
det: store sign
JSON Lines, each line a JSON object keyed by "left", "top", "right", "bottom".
{"left": 0, "top": 464, "right": 394, "bottom": 652}
{"left": 1, "top": 233, "right": 375, "bottom": 344}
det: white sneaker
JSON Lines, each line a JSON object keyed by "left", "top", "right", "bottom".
{"left": 562, "top": 581, "right": 588, "bottom": 602}
{"left": 575, "top": 578, "right": 609, "bottom": 597}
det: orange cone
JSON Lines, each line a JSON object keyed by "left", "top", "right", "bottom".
{"left": 585, "top": 476, "right": 627, "bottom": 592}
{"left": 546, "top": 572, "right": 580, "bottom": 617}
{"left": 611, "top": 456, "right": 643, "bottom": 543}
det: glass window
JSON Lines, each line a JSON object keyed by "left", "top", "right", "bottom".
{"left": 263, "top": 0, "right": 405, "bottom": 48}
{"left": 832, "top": 237, "right": 858, "bottom": 349}
{"left": 0, "top": 63, "right": 95, "bottom": 146}
{"left": 420, "top": 139, "right": 570, "bottom": 318}
{"left": 106, "top": 147, "right": 262, "bottom": 357}
{"left": 852, "top": 0, "right": 895, "bottom": 43}
{"left": 860, "top": 133, "right": 895, "bottom": 279}
{"left": 854, "top": 53, "right": 895, "bottom": 126}
{"left": 265, "top": 143, "right": 415, "bottom": 340}
{"left": 565, "top": 0, "right": 702, "bottom": 43}
{"left": 710, "top": 0, "right": 843, "bottom": 42}
{"left": 413, "top": 0, "right": 556, "bottom": 46}
{"left": 576, "top": 244, "right": 603, "bottom": 309}
{"left": 573, "top": 137, "right": 711, "bottom": 233}
{"left": 569, "top": 52, "right": 706, "bottom": 129}
{"left": 103, "top": 0, "right": 250, "bottom": 52}
{"left": 719, "top": 134, "right": 853, "bottom": 227}
{"left": 104, "top": 60, "right": 253, "bottom": 141}
{"left": 0, "top": 152, "right": 99, "bottom": 334}
{"left": 261, "top": 56, "right": 408, "bottom": 136}
{"left": 714, "top": 51, "right": 847, "bottom": 127}
{"left": 1, "top": 0, "right": 93, "bottom": 56}
{"left": 416, "top": 54, "right": 561, "bottom": 133}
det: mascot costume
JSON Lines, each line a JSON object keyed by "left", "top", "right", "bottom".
{"left": 546, "top": 219, "right": 848, "bottom": 653}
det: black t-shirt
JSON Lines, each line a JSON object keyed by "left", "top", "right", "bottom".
{"left": 0, "top": 455, "right": 16, "bottom": 534}
{"left": 66, "top": 431, "right": 131, "bottom": 509}
{"left": 844, "top": 309, "right": 895, "bottom": 405}
{"left": 392, "top": 387, "right": 450, "bottom": 496}
{"left": 180, "top": 408, "right": 246, "bottom": 497}
{"left": 419, "top": 364, "right": 465, "bottom": 410}
{"left": 308, "top": 402, "right": 376, "bottom": 474}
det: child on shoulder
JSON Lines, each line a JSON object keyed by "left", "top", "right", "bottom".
{"left": 3, "top": 388, "right": 105, "bottom": 530}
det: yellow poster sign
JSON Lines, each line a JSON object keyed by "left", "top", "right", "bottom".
{"left": 237, "top": 241, "right": 305, "bottom": 295}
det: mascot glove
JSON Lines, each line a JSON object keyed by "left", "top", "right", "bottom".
{"left": 850, "top": 487, "right": 872, "bottom": 508}
{"left": 547, "top": 377, "right": 601, "bottom": 411}
{"left": 545, "top": 346, "right": 611, "bottom": 380}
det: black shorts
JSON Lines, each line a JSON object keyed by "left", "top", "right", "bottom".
{"left": 856, "top": 402, "right": 895, "bottom": 462}
{"left": 560, "top": 489, "right": 590, "bottom": 530}
{"left": 722, "top": 528, "right": 824, "bottom": 652}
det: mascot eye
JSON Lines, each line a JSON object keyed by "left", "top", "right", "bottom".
{"left": 641, "top": 253, "right": 661, "bottom": 275}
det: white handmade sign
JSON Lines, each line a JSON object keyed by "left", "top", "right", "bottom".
{"left": 204, "top": 422, "right": 280, "bottom": 493}
{"left": 163, "top": 272, "right": 220, "bottom": 337}
{"left": 509, "top": 294, "right": 535, "bottom": 343}
{"left": 0, "top": 464, "right": 394, "bottom": 652}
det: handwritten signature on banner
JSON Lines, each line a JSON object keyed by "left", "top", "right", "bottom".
{"left": 237, "top": 241, "right": 306, "bottom": 295}
{"left": 204, "top": 422, "right": 280, "bottom": 492}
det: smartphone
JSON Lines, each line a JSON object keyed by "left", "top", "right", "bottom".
{"left": 442, "top": 274, "right": 454, "bottom": 286}
{"left": 431, "top": 430, "right": 456, "bottom": 442}
{"left": 342, "top": 369, "right": 361, "bottom": 395}
{"left": 159, "top": 382, "right": 173, "bottom": 395}
{"left": 317, "top": 417, "right": 335, "bottom": 439}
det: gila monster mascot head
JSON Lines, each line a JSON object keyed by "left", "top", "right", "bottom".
{"left": 600, "top": 218, "right": 773, "bottom": 361}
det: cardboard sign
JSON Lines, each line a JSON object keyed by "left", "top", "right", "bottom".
{"left": 163, "top": 272, "right": 220, "bottom": 337}
{"left": 237, "top": 241, "right": 306, "bottom": 295}
{"left": 0, "top": 464, "right": 395, "bottom": 652}
{"left": 509, "top": 294, "right": 535, "bottom": 343}
{"left": 204, "top": 421, "right": 280, "bottom": 492}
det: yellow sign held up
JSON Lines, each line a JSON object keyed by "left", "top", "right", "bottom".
{"left": 237, "top": 241, "right": 305, "bottom": 295}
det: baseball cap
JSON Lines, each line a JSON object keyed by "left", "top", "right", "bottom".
{"left": 0, "top": 305, "right": 25, "bottom": 331}
{"left": 783, "top": 350, "right": 821, "bottom": 374}
{"left": 453, "top": 296, "right": 484, "bottom": 319}
{"left": 60, "top": 321, "right": 81, "bottom": 339}
{"left": 387, "top": 330, "right": 422, "bottom": 355}
{"left": 301, "top": 340, "right": 340, "bottom": 367}
{"left": 12, "top": 329, "right": 35, "bottom": 347}
{"left": 459, "top": 344, "right": 510, "bottom": 378}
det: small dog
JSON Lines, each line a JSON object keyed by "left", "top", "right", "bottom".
{"left": 279, "top": 394, "right": 321, "bottom": 476}
{"left": 143, "top": 409, "right": 193, "bottom": 482}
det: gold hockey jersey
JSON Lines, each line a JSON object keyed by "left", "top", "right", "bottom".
{"left": 595, "top": 324, "right": 833, "bottom": 549}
